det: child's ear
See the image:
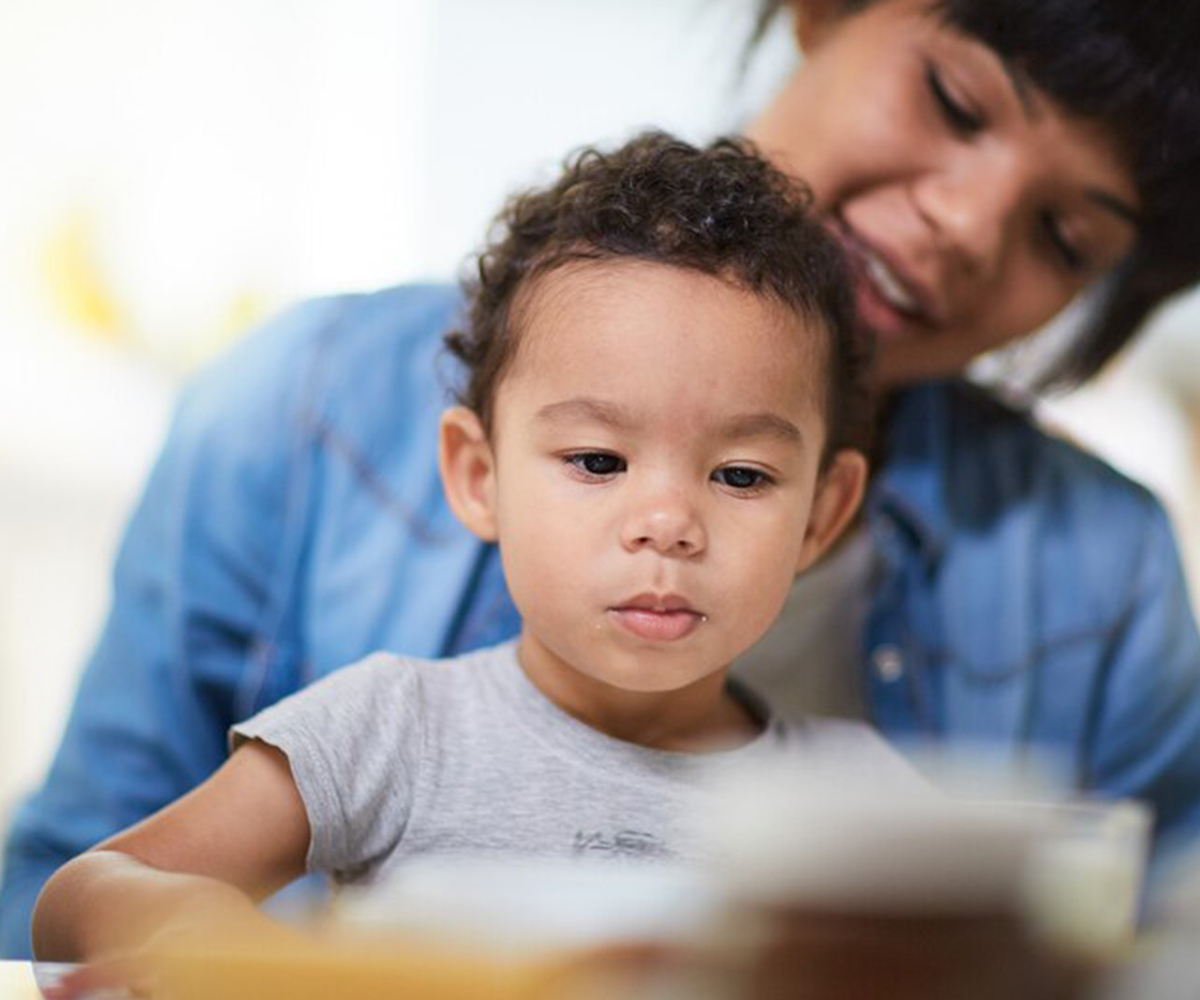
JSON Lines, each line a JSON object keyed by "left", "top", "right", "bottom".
{"left": 438, "top": 406, "right": 499, "bottom": 542}
{"left": 795, "top": 448, "right": 868, "bottom": 573}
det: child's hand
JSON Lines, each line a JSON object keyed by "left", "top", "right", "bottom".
{"left": 41, "top": 895, "right": 301, "bottom": 999}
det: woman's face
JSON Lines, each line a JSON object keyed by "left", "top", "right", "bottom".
{"left": 747, "top": 0, "right": 1140, "bottom": 386}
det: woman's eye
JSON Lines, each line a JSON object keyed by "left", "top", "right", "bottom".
{"left": 925, "top": 63, "right": 984, "bottom": 135}
{"left": 1041, "top": 212, "right": 1089, "bottom": 273}
{"left": 713, "top": 466, "right": 771, "bottom": 491}
{"left": 566, "top": 452, "right": 625, "bottom": 477}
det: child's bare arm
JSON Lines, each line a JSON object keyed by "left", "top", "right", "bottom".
{"left": 32, "top": 740, "right": 310, "bottom": 962}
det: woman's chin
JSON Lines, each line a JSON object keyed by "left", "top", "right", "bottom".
{"left": 872, "top": 340, "right": 970, "bottom": 388}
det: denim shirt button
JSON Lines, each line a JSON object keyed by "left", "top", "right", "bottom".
{"left": 872, "top": 645, "right": 905, "bottom": 682}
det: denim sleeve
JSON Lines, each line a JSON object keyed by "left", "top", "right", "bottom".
{"left": 1087, "top": 500, "right": 1200, "bottom": 871}
{"left": 0, "top": 297, "right": 342, "bottom": 958}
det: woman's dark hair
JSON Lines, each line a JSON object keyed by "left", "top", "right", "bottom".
{"left": 446, "top": 131, "right": 871, "bottom": 463}
{"left": 750, "top": 0, "right": 1200, "bottom": 389}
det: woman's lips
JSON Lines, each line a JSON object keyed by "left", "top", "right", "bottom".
{"left": 607, "top": 607, "right": 705, "bottom": 642}
{"left": 861, "top": 249, "right": 922, "bottom": 315}
{"left": 829, "top": 219, "right": 938, "bottom": 342}
{"left": 854, "top": 271, "right": 921, "bottom": 344}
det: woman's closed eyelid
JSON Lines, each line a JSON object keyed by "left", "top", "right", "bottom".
{"left": 925, "top": 61, "right": 985, "bottom": 134}
{"left": 923, "top": 57, "right": 1100, "bottom": 275}
{"left": 1042, "top": 213, "right": 1089, "bottom": 272}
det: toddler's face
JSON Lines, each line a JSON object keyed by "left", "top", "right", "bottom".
{"left": 447, "top": 260, "right": 863, "bottom": 708}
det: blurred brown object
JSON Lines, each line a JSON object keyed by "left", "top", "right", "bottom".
{"left": 141, "top": 910, "right": 1112, "bottom": 1000}
{"left": 745, "top": 907, "right": 1100, "bottom": 1000}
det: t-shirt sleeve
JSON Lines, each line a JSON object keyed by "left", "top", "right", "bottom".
{"left": 230, "top": 654, "right": 425, "bottom": 883}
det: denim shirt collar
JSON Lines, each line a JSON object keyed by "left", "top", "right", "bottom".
{"left": 865, "top": 380, "right": 961, "bottom": 568}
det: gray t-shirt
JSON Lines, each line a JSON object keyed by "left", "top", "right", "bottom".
{"left": 232, "top": 642, "right": 911, "bottom": 887}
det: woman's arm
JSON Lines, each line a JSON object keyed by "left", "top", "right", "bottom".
{"left": 31, "top": 740, "right": 310, "bottom": 963}
{"left": 0, "top": 296, "right": 340, "bottom": 959}
{"left": 1086, "top": 502, "right": 1200, "bottom": 868}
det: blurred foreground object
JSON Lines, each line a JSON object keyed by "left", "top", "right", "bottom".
{"left": 712, "top": 765, "right": 1151, "bottom": 999}
{"left": 0, "top": 961, "right": 39, "bottom": 999}
{"left": 1096, "top": 842, "right": 1200, "bottom": 1000}
{"left": 147, "top": 934, "right": 640, "bottom": 1000}
{"left": 133, "top": 766, "right": 1156, "bottom": 999}
{"left": 144, "top": 864, "right": 720, "bottom": 1000}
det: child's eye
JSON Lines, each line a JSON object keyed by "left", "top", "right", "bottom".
{"left": 925, "top": 63, "right": 984, "bottom": 135}
{"left": 565, "top": 452, "right": 625, "bottom": 478}
{"left": 712, "top": 466, "right": 772, "bottom": 492}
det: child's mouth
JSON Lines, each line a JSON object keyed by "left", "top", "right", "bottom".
{"left": 607, "top": 603, "right": 706, "bottom": 642}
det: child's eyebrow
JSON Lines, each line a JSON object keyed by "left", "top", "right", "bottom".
{"left": 535, "top": 398, "right": 804, "bottom": 445}
{"left": 535, "top": 397, "right": 632, "bottom": 428}
{"left": 716, "top": 412, "right": 803, "bottom": 445}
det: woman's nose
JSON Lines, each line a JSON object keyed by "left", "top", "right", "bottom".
{"left": 620, "top": 488, "right": 706, "bottom": 557}
{"left": 913, "top": 160, "right": 1020, "bottom": 278}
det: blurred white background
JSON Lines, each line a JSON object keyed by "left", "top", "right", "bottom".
{"left": 2, "top": 0, "right": 1199, "bottom": 824}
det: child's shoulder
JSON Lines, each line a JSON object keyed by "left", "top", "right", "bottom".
{"left": 729, "top": 681, "right": 920, "bottom": 789}
{"left": 779, "top": 715, "right": 925, "bottom": 790}
{"left": 317, "top": 641, "right": 516, "bottom": 700}
{"left": 232, "top": 642, "right": 519, "bottom": 759}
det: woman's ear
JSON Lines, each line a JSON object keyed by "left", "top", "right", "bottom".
{"left": 790, "top": 0, "right": 848, "bottom": 50}
{"left": 438, "top": 406, "right": 499, "bottom": 541}
{"left": 795, "top": 448, "right": 868, "bottom": 573}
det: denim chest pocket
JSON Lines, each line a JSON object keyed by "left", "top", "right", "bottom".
{"left": 930, "top": 545, "right": 1123, "bottom": 759}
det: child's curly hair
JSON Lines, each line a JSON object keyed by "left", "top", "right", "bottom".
{"left": 445, "top": 131, "right": 871, "bottom": 462}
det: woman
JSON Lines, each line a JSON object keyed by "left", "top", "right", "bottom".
{"left": 4, "top": 0, "right": 1199, "bottom": 956}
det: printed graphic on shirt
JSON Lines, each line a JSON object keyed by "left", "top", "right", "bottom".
{"left": 573, "top": 829, "right": 672, "bottom": 860}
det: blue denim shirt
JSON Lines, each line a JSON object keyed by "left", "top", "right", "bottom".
{"left": 4, "top": 283, "right": 1200, "bottom": 956}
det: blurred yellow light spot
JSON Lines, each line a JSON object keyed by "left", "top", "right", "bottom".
{"left": 40, "top": 208, "right": 127, "bottom": 343}
{"left": 225, "top": 289, "right": 268, "bottom": 336}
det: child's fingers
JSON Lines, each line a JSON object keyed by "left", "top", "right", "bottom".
{"left": 41, "top": 954, "right": 153, "bottom": 999}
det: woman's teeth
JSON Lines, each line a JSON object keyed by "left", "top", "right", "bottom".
{"left": 864, "top": 250, "right": 920, "bottom": 315}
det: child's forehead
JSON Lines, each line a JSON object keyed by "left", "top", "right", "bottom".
{"left": 512, "top": 258, "right": 823, "bottom": 356}
{"left": 501, "top": 258, "right": 832, "bottom": 421}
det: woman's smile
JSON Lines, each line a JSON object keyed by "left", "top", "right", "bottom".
{"left": 746, "top": 0, "right": 1139, "bottom": 385}
{"left": 829, "top": 215, "right": 939, "bottom": 344}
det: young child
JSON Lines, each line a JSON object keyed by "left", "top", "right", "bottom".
{"left": 32, "top": 132, "right": 909, "bottom": 975}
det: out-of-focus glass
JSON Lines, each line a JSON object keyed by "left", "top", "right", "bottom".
{"left": 1021, "top": 799, "right": 1152, "bottom": 956}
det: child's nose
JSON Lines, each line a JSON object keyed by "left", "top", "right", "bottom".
{"left": 620, "top": 489, "right": 706, "bottom": 557}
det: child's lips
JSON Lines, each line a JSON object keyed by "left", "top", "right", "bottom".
{"left": 607, "top": 605, "right": 705, "bottom": 642}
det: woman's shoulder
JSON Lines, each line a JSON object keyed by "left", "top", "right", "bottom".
{"left": 158, "top": 283, "right": 466, "bottom": 558}
{"left": 882, "top": 378, "right": 1161, "bottom": 528}
{"left": 188, "top": 283, "right": 458, "bottom": 398}
{"left": 170, "top": 282, "right": 462, "bottom": 458}
{"left": 876, "top": 379, "right": 1184, "bottom": 644}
